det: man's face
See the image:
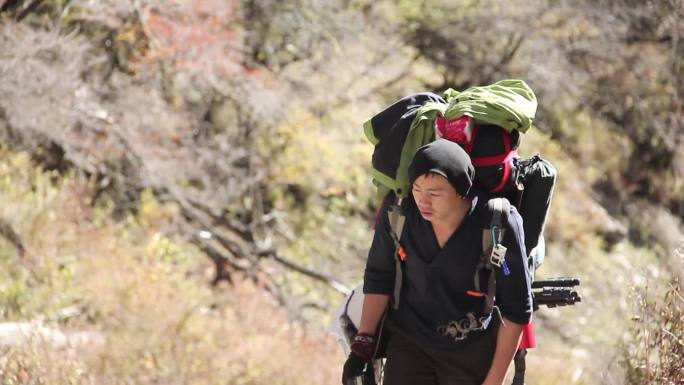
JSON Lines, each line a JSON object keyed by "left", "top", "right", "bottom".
{"left": 411, "top": 173, "right": 462, "bottom": 223}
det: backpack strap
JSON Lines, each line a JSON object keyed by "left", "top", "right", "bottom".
{"left": 476, "top": 197, "right": 511, "bottom": 316}
{"left": 387, "top": 197, "right": 406, "bottom": 310}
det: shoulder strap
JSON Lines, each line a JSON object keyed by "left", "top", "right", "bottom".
{"left": 482, "top": 198, "right": 509, "bottom": 254}
{"left": 387, "top": 197, "right": 406, "bottom": 310}
{"left": 477, "top": 197, "right": 510, "bottom": 315}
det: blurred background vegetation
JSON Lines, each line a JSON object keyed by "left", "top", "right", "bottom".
{"left": 0, "top": 0, "right": 682, "bottom": 384}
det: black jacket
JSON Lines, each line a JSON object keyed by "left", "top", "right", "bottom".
{"left": 363, "top": 193, "right": 533, "bottom": 351}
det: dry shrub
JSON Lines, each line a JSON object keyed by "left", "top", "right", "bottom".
{"left": 0, "top": 150, "right": 343, "bottom": 384}
{"left": 0, "top": 341, "right": 93, "bottom": 385}
{"left": 0, "top": 277, "right": 344, "bottom": 385}
{"left": 622, "top": 273, "right": 684, "bottom": 384}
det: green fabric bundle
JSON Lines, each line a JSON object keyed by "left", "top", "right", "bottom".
{"left": 442, "top": 79, "right": 537, "bottom": 133}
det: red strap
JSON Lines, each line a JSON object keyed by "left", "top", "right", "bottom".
{"left": 471, "top": 130, "right": 512, "bottom": 166}
{"left": 472, "top": 152, "right": 512, "bottom": 166}
{"left": 490, "top": 151, "right": 518, "bottom": 193}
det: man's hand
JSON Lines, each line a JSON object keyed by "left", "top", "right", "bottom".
{"left": 341, "top": 333, "right": 376, "bottom": 385}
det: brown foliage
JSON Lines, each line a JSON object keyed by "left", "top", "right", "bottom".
{"left": 0, "top": 0, "right": 387, "bottom": 317}
{"left": 623, "top": 276, "right": 684, "bottom": 384}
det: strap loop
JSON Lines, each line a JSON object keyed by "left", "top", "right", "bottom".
{"left": 387, "top": 197, "right": 406, "bottom": 309}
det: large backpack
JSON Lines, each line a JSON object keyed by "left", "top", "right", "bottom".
{"left": 364, "top": 79, "right": 538, "bottom": 198}
{"left": 365, "top": 81, "right": 555, "bottom": 312}
{"left": 364, "top": 81, "right": 554, "bottom": 260}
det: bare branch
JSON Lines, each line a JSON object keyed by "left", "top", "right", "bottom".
{"left": 15, "top": 0, "right": 43, "bottom": 21}
{"left": 0, "top": 217, "right": 25, "bottom": 257}
{"left": 263, "top": 250, "right": 350, "bottom": 295}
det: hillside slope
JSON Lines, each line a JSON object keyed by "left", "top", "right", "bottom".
{"left": 0, "top": 1, "right": 682, "bottom": 384}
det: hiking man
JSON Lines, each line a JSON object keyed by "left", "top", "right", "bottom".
{"left": 342, "top": 139, "right": 533, "bottom": 385}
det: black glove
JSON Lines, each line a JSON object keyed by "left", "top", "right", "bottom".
{"left": 342, "top": 333, "right": 376, "bottom": 385}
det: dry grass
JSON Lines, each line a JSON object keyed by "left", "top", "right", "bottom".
{"left": 621, "top": 246, "right": 684, "bottom": 385}
{"left": 0, "top": 150, "right": 343, "bottom": 385}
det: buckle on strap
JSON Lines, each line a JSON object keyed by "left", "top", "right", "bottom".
{"left": 490, "top": 244, "right": 506, "bottom": 267}
{"left": 489, "top": 226, "right": 508, "bottom": 272}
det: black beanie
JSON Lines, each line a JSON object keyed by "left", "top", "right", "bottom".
{"left": 408, "top": 139, "right": 475, "bottom": 197}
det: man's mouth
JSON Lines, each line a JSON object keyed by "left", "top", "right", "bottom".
{"left": 419, "top": 209, "right": 432, "bottom": 217}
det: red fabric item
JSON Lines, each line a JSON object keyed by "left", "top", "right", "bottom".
{"left": 518, "top": 322, "right": 537, "bottom": 349}
{"left": 435, "top": 116, "right": 475, "bottom": 153}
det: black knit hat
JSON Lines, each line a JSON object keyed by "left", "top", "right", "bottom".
{"left": 408, "top": 139, "right": 475, "bottom": 197}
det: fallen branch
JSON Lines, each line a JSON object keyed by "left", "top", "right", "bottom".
{"left": 0, "top": 217, "right": 25, "bottom": 257}
{"left": 15, "top": 0, "right": 43, "bottom": 21}
{"left": 0, "top": 0, "right": 20, "bottom": 13}
{"left": 262, "top": 249, "right": 350, "bottom": 295}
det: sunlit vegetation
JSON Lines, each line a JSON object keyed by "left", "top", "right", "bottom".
{"left": 0, "top": 0, "right": 682, "bottom": 383}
